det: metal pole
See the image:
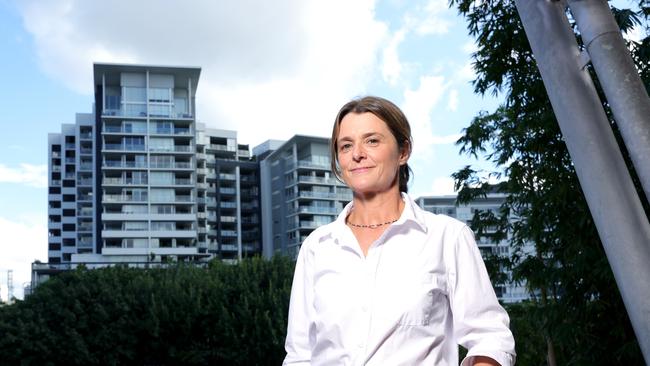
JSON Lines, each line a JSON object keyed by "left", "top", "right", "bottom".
{"left": 568, "top": 0, "right": 650, "bottom": 203}
{"left": 514, "top": 0, "right": 650, "bottom": 360}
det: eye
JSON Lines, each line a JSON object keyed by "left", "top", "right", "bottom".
{"left": 366, "top": 138, "right": 379, "bottom": 146}
{"left": 339, "top": 143, "right": 352, "bottom": 152}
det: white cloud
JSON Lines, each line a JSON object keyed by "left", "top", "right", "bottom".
{"left": 0, "top": 215, "right": 48, "bottom": 300}
{"left": 17, "top": 0, "right": 388, "bottom": 147}
{"left": 411, "top": 0, "right": 453, "bottom": 36}
{"left": 447, "top": 89, "right": 459, "bottom": 111}
{"left": 462, "top": 40, "right": 478, "bottom": 54}
{"left": 0, "top": 164, "right": 47, "bottom": 188}
{"left": 457, "top": 61, "right": 476, "bottom": 82}
{"left": 429, "top": 176, "right": 457, "bottom": 195}
{"left": 381, "top": 29, "right": 407, "bottom": 85}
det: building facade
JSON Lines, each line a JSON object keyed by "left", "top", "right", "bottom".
{"left": 46, "top": 63, "right": 260, "bottom": 267}
{"left": 258, "top": 135, "right": 352, "bottom": 258}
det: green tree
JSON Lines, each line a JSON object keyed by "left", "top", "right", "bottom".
{"left": 448, "top": 0, "right": 648, "bottom": 364}
{"left": 0, "top": 256, "right": 294, "bottom": 365}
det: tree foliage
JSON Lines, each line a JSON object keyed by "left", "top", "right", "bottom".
{"left": 449, "top": 0, "right": 648, "bottom": 364}
{"left": 0, "top": 256, "right": 294, "bottom": 365}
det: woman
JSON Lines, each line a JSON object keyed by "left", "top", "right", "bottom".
{"left": 283, "top": 96, "right": 516, "bottom": 365}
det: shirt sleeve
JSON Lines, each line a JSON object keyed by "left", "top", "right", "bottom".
{"left": 283, "top": 240, "right": 316, "bottom": 365}
{"left": 447, "top": 225, "right": 516, "bottom": 366}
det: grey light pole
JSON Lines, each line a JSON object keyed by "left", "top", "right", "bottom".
{"left": 514, "top": 0, "right": 650, "bottom": 361}
{"left": 568, "top": 0, "right": 650, "bottom": 203}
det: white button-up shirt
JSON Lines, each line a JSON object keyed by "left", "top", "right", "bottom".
{"left": 283, "top": 194, "right": 516, "bottom": 366}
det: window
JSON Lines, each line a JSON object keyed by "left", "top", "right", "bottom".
{"left": 149, "top": 88, "right": 171, "bottom": 103}
{"left": 149, "top": 138, "right": 174, "bottom": 152}
{"left": 123, "top": 87, "right": 146, "bottom": 103}
{"left": 122, "top": 205, "right": 148, "bottom": 214}
{"left": 124, "top": 221, "right": 148, "bottom": 231}
{"left": 151, "top": 221, "right": 175, "bottom": 231}
{"left": 150, "top": 188, "right": 174, "bottom": 202}
{"left": 123, "top": 136, "right": 145, "bottom": 151}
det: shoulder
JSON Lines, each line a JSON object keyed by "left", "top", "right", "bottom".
{"left": 300, "top": 220, "right": 339, "bottom": 251}
{"left": 410, "top": 198, "right": 470, "bottom": 238}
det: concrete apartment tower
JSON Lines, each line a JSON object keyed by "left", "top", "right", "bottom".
{"left": 47, "top": 63, "right": 206, "bottom": 265}
{"left": 46, "top": 63, "right": 263, "bottom": 269}
{"left": 258, "top": 135, "right": 353, "bottom": 258}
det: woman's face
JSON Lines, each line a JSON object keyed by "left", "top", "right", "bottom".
{"left": 336, "top": 112, "right": 408, "bottom": 196}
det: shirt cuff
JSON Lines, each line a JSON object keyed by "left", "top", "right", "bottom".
{"left": 461, "top": 351, "right": 515, "bottom": 366}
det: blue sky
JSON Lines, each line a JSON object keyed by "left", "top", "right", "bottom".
{"left": 0, "top": 0, "right": 506, "bottom": 299}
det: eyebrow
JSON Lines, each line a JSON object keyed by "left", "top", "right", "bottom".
{"left": 337, "top": 132, "right": 385, "bottom": 144}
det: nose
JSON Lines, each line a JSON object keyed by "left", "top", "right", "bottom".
{"left": 352, "top": 144, "right": 366, "bottom": 161}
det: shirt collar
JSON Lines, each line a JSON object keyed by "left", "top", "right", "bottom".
{"left": 327, "top": 193, "right": 428, "bottom": 245}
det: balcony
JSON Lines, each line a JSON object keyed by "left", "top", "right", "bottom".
{"left": 289, "top": 191, "right": 351, "bottom": 201}
{"left": 288, "top": 206, "right": 339, "bottom": 215}
{"left": 207, "top": 144, "right": 236, "bottom": 152}
{"left": 103, "top": 194, "right": 147, "bottom": 203}
{"left": 103, "top": 144, "right": 146, "bottom": 152}
{"left": 219, "top": 173, "right": 236, "bottom": 180}
{"left": 295, "top": 175, "right": 340, "bottom": 185}
{"left": 148, "top": 145, "right": 193, "bottom": 153}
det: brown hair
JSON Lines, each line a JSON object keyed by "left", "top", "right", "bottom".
{"left": 330, "top": 96, "right": 413, "bottom": 193}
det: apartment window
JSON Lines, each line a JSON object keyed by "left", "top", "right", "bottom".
{"left": 150, "top": 155, "right": 173, "bottom": 168}
{"left": 63, "top": 194, "right": 75, "bottom": 202}
{"left": 149, "top": 105, "right": 171, "bottom": 117}
{"left": 124, "top": 238, "right": 148, "bottom": 248}
{"left": 123, "top": 86, "right": 146, "bottom": 103}
{"left": 149, "top": 138, "right": 174, "bottom": 152}
{"left": 123, "top": 136, "right": 145, "bottom": 151}
{"left": 49, "top": 257, "right": 61, "bottom": 264}
{"left": 148, "top": 88, "right": 171, "bottom": 103}
{"left": 151, "top": 221, "right": 175, "bottom": 231}
{"left": 63, "top": 238, "right": 75, "bottom": 247}
{"left": 106, "top": 94, "right": 120, "bottom": 111}
{"left": 48, "top": 243, "right": 61, "bottom": 251}
{"left": 150, "top": 188, "right": 174, "bottom": 202}
{"left": 152, "top": 205, "right": 174, "bottom": 214}
{"left": 150, "top": 172, "right": 173, "bottom": 185}
{"left": 62, "top": 223, "right": 76, "bottom": 231}
{"left": 122, "top": 205, "right": 148, "bottom": 214}
{"left": 49, "top": 187, "right": 61, "bottom": 194}
{"left": 124, "top": 221, "right": 148, "bottom": 231}
{"left": 152, "top": 121, "right": 173, "bottom": 134}
{"left": 123, "top": 121, "right": 147, "bottom": 133}
{"left": 62, "top": 209, "right": 75, "bottom": 216}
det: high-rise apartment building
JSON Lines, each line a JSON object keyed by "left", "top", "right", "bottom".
{"left": 196, "top": 126, "right": 261, "bottom": 261}
{"left": 415, "top": 194, "right": 531, "bottom": 303}
{"left": 47, "top": 113, "right": 96, "bottom": 263}
{"left": 258, "top": 135, "right": 353, "bottom": 258}
{"left": 46, "top": 63, "right": 261, "bottom": 267}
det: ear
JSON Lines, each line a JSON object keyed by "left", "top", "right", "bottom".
{"left": 398, "top": 140, "right": 411, "bottom": 165}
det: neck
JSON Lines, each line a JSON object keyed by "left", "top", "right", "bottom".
{"left": 348, "top": 188, "right": 404, "bottom": 226}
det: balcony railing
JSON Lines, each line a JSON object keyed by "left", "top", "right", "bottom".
{"left": 103, "top": 194, "right": 148, "bottom": 202}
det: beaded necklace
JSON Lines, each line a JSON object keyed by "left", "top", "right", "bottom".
{"left": 347, "top": 218, "right": 398, "bottom": 229}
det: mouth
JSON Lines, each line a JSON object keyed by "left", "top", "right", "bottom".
{"left": 350, "top": 166, "right": 373, "bottom": 174}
